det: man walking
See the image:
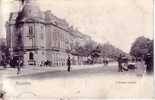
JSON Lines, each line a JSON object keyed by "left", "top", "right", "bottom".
{"left": 17, "top": 57, "right": 22, "bottom": 74}
{"left": 67, "top": 56, "right": 71, "bottom": 72}
{"left": 118, "top": 54, "right": 123, "bottom": 72}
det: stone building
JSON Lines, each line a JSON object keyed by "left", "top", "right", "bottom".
{"left": 6, "top": 0, "right": 91, "bottom": 66}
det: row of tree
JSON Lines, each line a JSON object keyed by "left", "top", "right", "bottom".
{"left": 71, "top": 40, "right": 127, "bottom": 60}
{"left": 71, "top": 36, "right": 153, "bottom": 67}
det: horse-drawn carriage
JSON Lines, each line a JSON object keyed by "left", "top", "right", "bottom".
{"left": 121, "top": 57, "right": 136, "bottom": 71}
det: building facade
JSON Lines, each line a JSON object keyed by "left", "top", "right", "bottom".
{"left": 6, "top": 0, "right": 91, "bottom": 66}
{"left": 0, "top": 38, "right": 6, "bottom": 63}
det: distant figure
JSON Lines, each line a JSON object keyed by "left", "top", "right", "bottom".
{"left": 17, "top": 57, "right": 23, "bottom": 75}
{"left": 0, "top": 84, "right": 6, "bottom": 100}
{"left": 0, "top": 90, "right": 5, "bottom": 100}
{"left": 135, "top": 58, "right": 145, "bottom": 76}
{"left": 1, "top": 55, "right": 6, "bottom": 68}
{"left": 121, "top": 57, "right": 129, "bottom": 71}
{"left": 106, "top": 60, "right": 108, "bottom": 65}
{"left": 117, "top": 55, "right": 123, "bottom": 72}
{"left": 103, "top": 59, "right": 108, "bottom": 66}
{"left": 44, "top": 60, "right": 51, "bottom": 66}
{"left": 144, "top": 53, "right": 153, "bottom": 73}
{"left": 67, "top": 56, "right": 71, "bottom": 72}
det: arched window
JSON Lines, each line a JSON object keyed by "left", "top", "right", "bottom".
{"left": 29, "top": 52, "right": 34, "bottom": 60}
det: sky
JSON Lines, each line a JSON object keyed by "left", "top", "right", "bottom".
{"left": 0, "top": 0, "right": 153, "bottom": 53}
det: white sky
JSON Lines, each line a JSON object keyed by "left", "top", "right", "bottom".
{"left": 0, "top": 0, "right": 153, "bottom": 53}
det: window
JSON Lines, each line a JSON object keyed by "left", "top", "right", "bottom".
{"left": 40, "top": 26, "right": 44, "bottom": 40}
{"left": 40, "top": 33, "right": 43, "bottom": 40}
{"left": 29, "top": 52, "right": 34, "bottom": 60}
{"left": 29, "top": 26, "right": 33, "bottom": 35}
{"left": 29, "top": 26, "right": 34, "bottom": 39}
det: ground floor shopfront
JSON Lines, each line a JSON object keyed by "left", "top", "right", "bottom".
{"left": 11, "top": 49, "right": 91, "bottom": 67}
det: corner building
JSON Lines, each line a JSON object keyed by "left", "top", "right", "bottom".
{"left": 6, "top": 0, "right": 91, "bottom": 66}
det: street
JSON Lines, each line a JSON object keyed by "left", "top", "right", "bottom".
{"left": 0, "top": 63, "right": 139, "bottom": 79}
{"left": 0, "top": 63, "right": 154, "bottom": 99}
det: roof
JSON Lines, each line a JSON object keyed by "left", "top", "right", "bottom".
{"left": 17, "top": 0, "right": 43, "bottom": 22}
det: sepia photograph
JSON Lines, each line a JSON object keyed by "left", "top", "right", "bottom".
{"left": 0, "top": 0, "right": 154, "bottom": 99}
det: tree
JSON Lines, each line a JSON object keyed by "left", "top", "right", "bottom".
{"left": 91, "top": 45, "right": 101, "bottom": 58}
{"left": 72, "top": 40, "right": 127, "bottom": 62}
{"left": 130, "top": 36, "right": 152, "bottom": 59}
{"left": 101, "top": 43, "right": 126, "bottom": 59}
{"left": 130, "top": 36, "right": 154, "bottom": 72}
{"left": 83, "top": 41, "right": 97, "bottom": 57}
{"left": 71, "top": 40, "right": 97, "bottom": 57}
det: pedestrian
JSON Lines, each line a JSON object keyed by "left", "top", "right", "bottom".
{"left": 135, "top": 58, "right": 145, "bottom": 76}
{"left": 67, "top": 56, "right": 71, "bottom": 72}
{"left": 1, "top": 55, "right": 6, "bottom": 69}
{"left": 117, "top": 54, "right": 123, "bottom": 72}
{"left": 103, "top": 59, "right": 108, "bottom": 66}
{"left": 0, "top": 90, "right": 5, "bottom": 100}
{"left": 0, "top": 84, "right": 6, "bottom": 100}
{"left": 144, "top": 53, "right": 153, "bottom": 73}
{"left": 17, "top": 57, "right": 22, "bottom": 75}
